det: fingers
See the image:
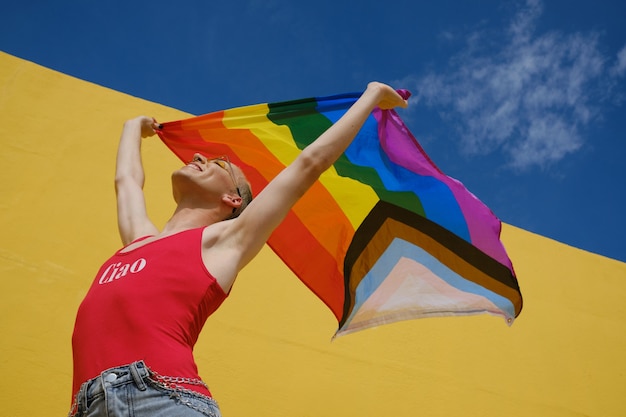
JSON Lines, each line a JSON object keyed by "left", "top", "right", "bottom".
{"left": 139, "top": 116, "right": 157, "bottom": 138}
{"left": 366, "top": 82, "right": 409, "bottom": 110}
{"left": 379, "top": 89, "right": 409, "bottom": 110}
{"left": 151, "top": 117, "right": 163, "bottom": 132}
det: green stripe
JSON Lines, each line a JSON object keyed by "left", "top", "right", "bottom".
{"left": 267, "top": 98, "right": 328, "bottom": 149}
{"left": 267, "top": 98, "right": 424, "bottom": 215}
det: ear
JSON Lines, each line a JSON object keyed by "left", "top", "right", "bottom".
{"left": 221, "top": 193, "right": 242, "bottom": 212}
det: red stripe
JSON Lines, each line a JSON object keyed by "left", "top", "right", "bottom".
{"left": 158, "top": 118, "right": 346, "bottom": 319}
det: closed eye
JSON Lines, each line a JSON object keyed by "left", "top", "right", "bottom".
{"left": 212, "top": 160, "right": 227, "bottom": 170}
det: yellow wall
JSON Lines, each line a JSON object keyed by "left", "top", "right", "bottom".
{"left": 1, "top": 51, "right": 624, "bottom": 416}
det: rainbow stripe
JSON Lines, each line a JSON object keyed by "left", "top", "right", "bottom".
{"left": 157, "top": 91, "right": 522, "bottom": 336}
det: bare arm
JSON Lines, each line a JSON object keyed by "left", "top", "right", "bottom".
{"left": 115, "top": 116, "right": 160, "bottom": 245}
{"left": 207, "top": 82, "right": 408, "bottom": 286}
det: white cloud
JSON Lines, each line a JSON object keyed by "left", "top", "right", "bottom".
{"left": 611, "top": 45, "right": 626, "bottom": 77}
{"left": 509, "top": 116, "right": 583, "bottom": 169}
{"left": 405, "top": 0, "right": 622, "bottom": 170}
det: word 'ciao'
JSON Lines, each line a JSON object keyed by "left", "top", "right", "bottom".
{"left": 98, "top": 259, "right": 147, "bottom": 284}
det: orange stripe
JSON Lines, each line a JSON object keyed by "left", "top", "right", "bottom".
{"left": 161, "top": 115, "right": 348, "bottom": 318}
{"left": 175, "top": 111, "right": 355, "bottom": 261}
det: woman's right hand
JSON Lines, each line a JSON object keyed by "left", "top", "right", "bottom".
{"left": 366, "top": 82, "right": 409, "bottom": 110}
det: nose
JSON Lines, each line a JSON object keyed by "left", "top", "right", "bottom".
{"left": 193, "top": 153, "right": 207, "bottom": 163}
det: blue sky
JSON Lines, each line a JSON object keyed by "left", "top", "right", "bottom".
{"left": 2, "top": 0, "right": 625, "bottom": 262}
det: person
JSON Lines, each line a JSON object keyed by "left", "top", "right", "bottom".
{"left": 69, "top": 82, "right": 408, "bottom": 416}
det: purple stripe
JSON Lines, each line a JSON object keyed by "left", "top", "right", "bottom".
{"left": 375, "top": 108, "right": 513, "bottom": 270}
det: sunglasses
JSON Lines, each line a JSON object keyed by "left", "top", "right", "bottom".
{"left": 210, "top": 155, "right": 241, "bottom": 197}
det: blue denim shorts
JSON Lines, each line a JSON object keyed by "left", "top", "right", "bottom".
{"left": 69, "top": 361, "right": 221, "bottom": 417}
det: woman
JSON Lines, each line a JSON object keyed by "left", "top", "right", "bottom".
{"left": 70, "top": 82, "right": 408, "bottom": 416}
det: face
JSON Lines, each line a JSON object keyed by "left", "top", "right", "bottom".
{"left": 172, "top": 153, "right": 241, "bottom": 204}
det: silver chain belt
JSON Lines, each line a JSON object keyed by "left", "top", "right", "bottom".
{"left": 151, "top": 372, "right": 209, "bottom": 389}
{"left": 69, "top": 369, "right": 218, "bottom": 417}
{"left": 149, "top": 370, "right": 219, "bottom": 417}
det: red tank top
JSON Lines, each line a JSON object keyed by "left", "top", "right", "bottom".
{"left": 71, "top": 227, "right": 228, "bottom": 398}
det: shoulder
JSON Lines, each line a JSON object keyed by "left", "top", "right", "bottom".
{"left": 200, "top": 220, "right": 242, "bottom": 293}
{"left": 200, "top": 220, "right": 235, "bottom": 249}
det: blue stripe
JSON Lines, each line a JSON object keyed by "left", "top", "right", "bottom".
{"left": 320, "top": 106, "right": 470, "bottom": 241}
{"left": 343, "top": 238, "right": 515, "bottom": 327}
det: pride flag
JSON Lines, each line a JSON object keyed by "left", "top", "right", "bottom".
{"left": 157, "top": 91, "right": 522, "bottom": 337}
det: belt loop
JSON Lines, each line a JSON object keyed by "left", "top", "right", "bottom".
{"left": 130, "top": 361, "right": 147, "bottom": 391}
{"left": 69, "top": 379, "right": 88, "bottom": 416}
{"left": 80, "top": 379, "right": 89, "bottom": 412}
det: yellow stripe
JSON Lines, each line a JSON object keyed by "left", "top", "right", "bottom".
{"left": 222, "top": 105, "right": 379, "bottom": 228}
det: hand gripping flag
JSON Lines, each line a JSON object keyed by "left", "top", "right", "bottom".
{"left": 156, "top": 90, "right": 522, "bottom": 337}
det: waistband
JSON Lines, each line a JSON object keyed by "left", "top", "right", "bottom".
{"left": 70, "top": 361, "right": 150, "bottom": 416}
{"left": 69, "top": 361, "right": 216, "bottom": 417}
